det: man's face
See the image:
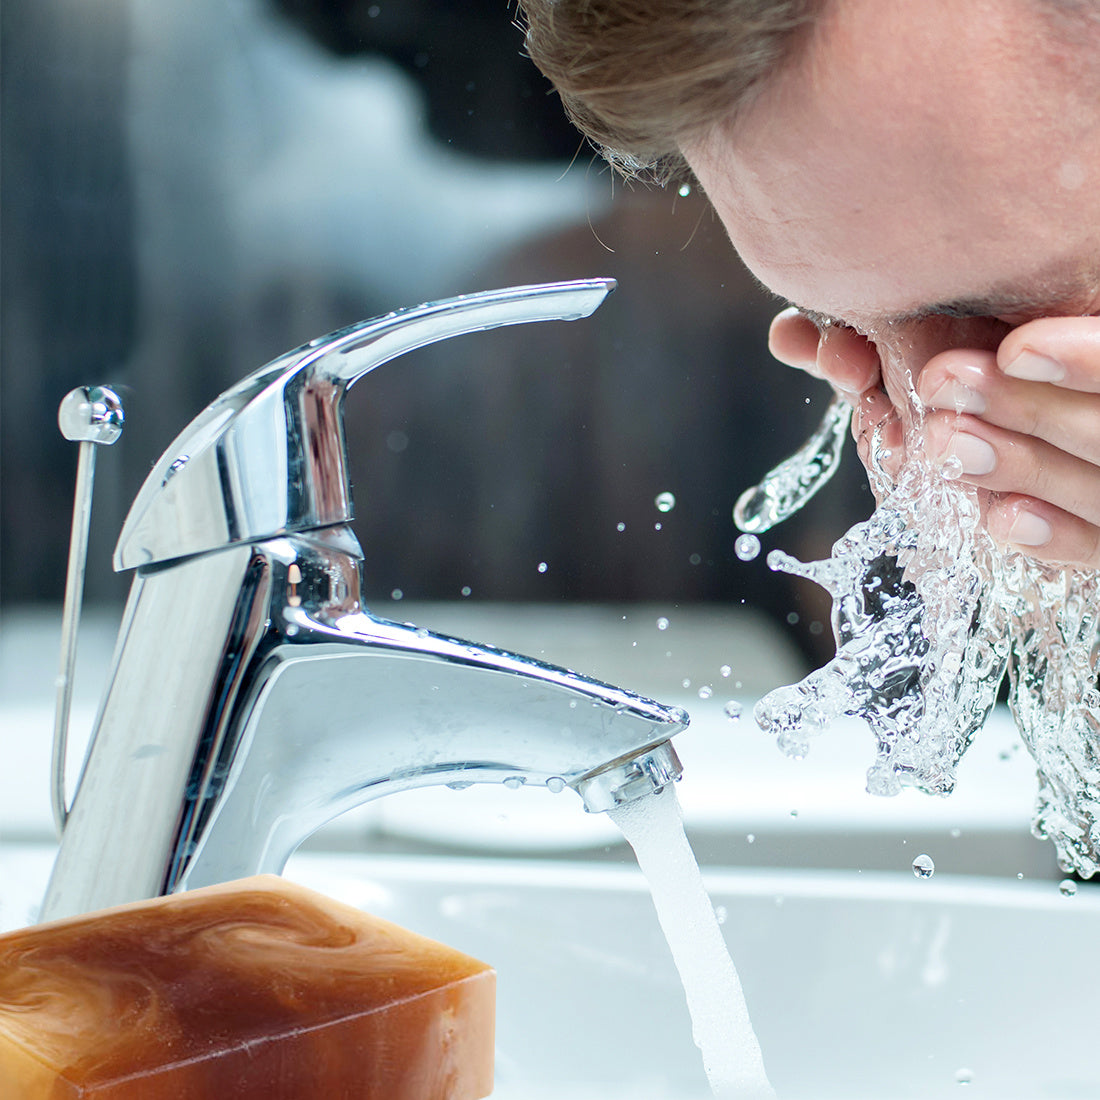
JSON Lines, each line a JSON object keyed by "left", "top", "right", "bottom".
{"left": 684, "top": 0, "right": 1100, "bottom": 365}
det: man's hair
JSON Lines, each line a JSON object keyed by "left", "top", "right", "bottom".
{"left": 517, "top": 0, "right": 1100, "bottom": 181}
{"left": 516, "top": 0, "right": 822, "bottom": 180}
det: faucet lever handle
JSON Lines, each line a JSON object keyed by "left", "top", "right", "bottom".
{"left": 114, "top": 280, "right": 615, "bottom": 571}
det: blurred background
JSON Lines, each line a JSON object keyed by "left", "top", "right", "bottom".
{"left": 0, "top": 0, "right": 872, "bottom": 669}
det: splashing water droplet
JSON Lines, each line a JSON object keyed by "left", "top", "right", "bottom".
{"left": 460, "top": 585, "right": 472, "bottom": 597}
{"left": 678, "top": 183, "right": 692, "bottom": 197}
{"left": 955, "top": 1067, "right": 974, "bottom": 1086}
{"left": 720, "top": 664, "right": 732, "bottom": 678}
{"left": 698, "top": 685, "right": 713, "bottom": 700}
{"left": 940, "top": 453, "right": 965, "bottom": 480}
{"left": 735, "top": 533, "right": 762, "bottom": 561}
{"left": 655, "top": 491, "right": 676, "bottom": 513}
{"left": 912, "top": 854, "right": 935, "bottom": 879}
{"left": 616, "top": 521, "right": 626, "bottom": 532}
{"left": 1059, "top": 878, "right": 1078, "bottom": 897}
{"left": 657, "top": 616, "right": 670, "bottom": 631}
{"left": 724, "top": 700, "right": 743, "bottom": 721}
{"left": 537, "top": 561, "right": 548, "bottom": 574}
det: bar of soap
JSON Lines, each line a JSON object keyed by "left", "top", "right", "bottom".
{"left": 0, "top": 875, "right": 495, "bottom": 1099}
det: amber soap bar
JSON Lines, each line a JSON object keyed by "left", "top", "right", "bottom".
{"left": 0, "top": 875, "right": 494, "bottom": 1099}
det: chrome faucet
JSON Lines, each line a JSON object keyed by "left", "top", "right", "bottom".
{"left": 41, "top": 281, "right": 689, "bottom": 922}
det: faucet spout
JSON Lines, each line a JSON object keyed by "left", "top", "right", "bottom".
{"left": 41, "top": 528, "right": 687, "bottom": 919}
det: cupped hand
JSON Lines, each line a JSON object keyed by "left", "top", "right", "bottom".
{"left": 918, "top": 317, "right": 1100, "bottom": 568}
{"left": 769, "top": 309, "right": 1100, "bottom": 568}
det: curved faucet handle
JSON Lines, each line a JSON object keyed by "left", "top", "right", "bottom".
{"left": 115, "top": 279, "right": 615, "bottom": 570}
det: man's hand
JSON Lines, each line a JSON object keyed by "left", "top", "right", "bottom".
{"left": 768, "top": 309, "right": 1100, "bottom": 568}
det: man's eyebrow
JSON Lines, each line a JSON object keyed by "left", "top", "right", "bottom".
{"left": 787, "top": 292, "right": 1056, "bottom": 333}
{"left": 879, "top": 294, "right": 1043, "bottom": 325}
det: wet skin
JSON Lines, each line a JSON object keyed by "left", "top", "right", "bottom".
{"left": 683, "top": 0, "right": 1100, "bottom": 566}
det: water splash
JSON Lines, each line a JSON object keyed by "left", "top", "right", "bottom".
{"left": 744, "top": 381, "right": 1100, "bottom": 876}
{"left": 733, "top": 395, "right": 851, "bottom": 534}
{"left": 756, "top": 454, "right": 1008, "bottom": 798}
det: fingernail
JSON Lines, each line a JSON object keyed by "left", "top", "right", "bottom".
{"left": 924, "top": 379, "right": 987, "bottom": 415}
{"left": 940, "top": 431, "right": 997, "bottom": 476}
{"left": 1002, "top": 349, "right": 1065, "bottom": 382}
{"left": 1005, "top": 509, "right": 1053, "bottom": 547}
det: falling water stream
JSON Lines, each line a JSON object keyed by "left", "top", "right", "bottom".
{"left": 609, "top": 786, "right": 776, "bottom": 1100}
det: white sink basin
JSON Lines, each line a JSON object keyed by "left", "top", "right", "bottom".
{"left": 280, "top": 854, "right": 1097, "bottom": 1100}
{"left": 3, "top": 844, "right": 1097, "bottom": 1098}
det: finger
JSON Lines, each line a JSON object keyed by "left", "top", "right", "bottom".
{"left": 917, "top": 347, "right": 1100, "bottom": 467}
{"left": 818, "top": 323, "right": 881, "bottom": 397}
{"left": 769, "top": 308, "right": 821, "bottom": 375}
{"left": 923, "top": 411, "right": 1100, "bottom": 531}
{"left": 986, "top": 493, "right": 1100, "bottom": 569}
{"left": 998, "top": 316, "right": 1100, "bottom": 392}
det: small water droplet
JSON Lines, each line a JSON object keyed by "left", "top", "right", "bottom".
{"left": 1017, "top": 872, "right": 1025, "bottom": 880}
{"left": 735, "top": 533, "right": 761, "bottom": 561}
{"left": 654, "top": 521, "right": 663, "bottom": 531}
{"left": 720, "top": 665, "right": 732, "bottom": 678}
{"left": 1059, "top": 878, "right": 1078, "bottom": 897}
{"left": 460, "top": 585, "right": 472, "bottom": 597}
{"left": 789, "top": 809, "right": 799, "bottom": 818}
{"left": 912, "top": 854, "right": 935, "bottom": 879}
{"left": 616, "top": 521, "right": 626, "bottom": 532}
{"left": 447, "top": 781, "right": 474, "bottom": 791}
{"left": 954, "top": 1068, "right": 974, "bottom": 1086}
{"left": 415, "top": 627, "right": 429, "bottom": 638}
{"left": 682, "top": 678, "right": 692, "bottom": 689}
{"left": 678, "top": 183, "right": 691, "bottom": 197}
{"left": 546, "top": 776, "right": 566, "bottom": 794}
{"left": 724, "top": 700, "right": 742, "bottom": 721}
{"left": 537, "top": 561, "right": 548, "bottom": 574}
{"left": 657, "top": 616, "right": 670, "bottom": 631}
{"left": 655, "top": 491, "right": 676, "bottom": 513}
{"left": 503, "top": 776, "right": 525, "bottom": 790}
{"left": 391, "top": 588, "right": 404, "bottom": 600}
{"left": 746, "top": 833, "right": 756, "bottom": 844}
{"left": 698, "top": 685, "right": 713, "bottom": 700}
{"left": 940, "top": 453, "right": 965, "bottom": 480}
{"left": 713, "top": 904, "right": 728, "bottom": 925}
